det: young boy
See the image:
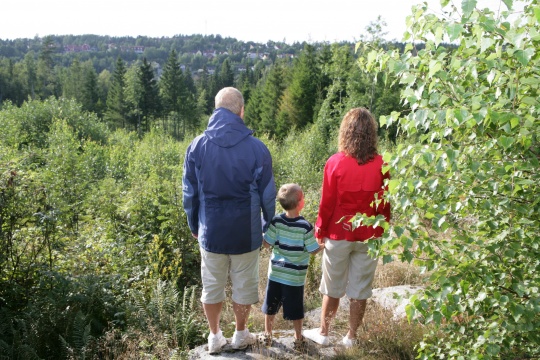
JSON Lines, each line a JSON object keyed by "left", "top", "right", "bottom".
{"left": 260, "top": 183, "right": 324, "bottom": 350}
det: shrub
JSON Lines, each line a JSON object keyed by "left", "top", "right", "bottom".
{"left": 362, "top": 0, "right": 540, "bottom": 357}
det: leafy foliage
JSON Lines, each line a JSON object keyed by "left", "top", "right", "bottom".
{"left": 0, "top": 98, "right": 203, "bottom": 358}
{"left": 129, "top": 281, "right": 206, "bottom": 353}
{"left": 361, "top": 0, "right": 540, "bottom": 357}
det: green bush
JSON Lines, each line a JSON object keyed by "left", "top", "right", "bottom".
{"left": 363, "top": 0, "right": 540, "bottom": 358}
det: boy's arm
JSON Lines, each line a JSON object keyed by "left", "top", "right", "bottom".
{"left": 311, "top": 242, "right": 325, "bottom": 254}
{"left": 305, "top": 226, "right": 322, "bottom": 255}
{"left": 263, "top": 221, "right": 277, "bottom": 247}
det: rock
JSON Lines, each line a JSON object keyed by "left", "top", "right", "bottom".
{"left": 188, "top": 286, "right": 424, "bottom": 359}
{"left": 187, "top": 330, "right": 342, "bottom": 359}
{"left": 304, "top": 285, "right": 424, "bottom": 323}
{"left": 370, "top": 285, "right": 423, "bottom": 319}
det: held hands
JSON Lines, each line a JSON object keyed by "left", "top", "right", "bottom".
{"left": 316, "top": 237, "right": 326, "bottom": 251}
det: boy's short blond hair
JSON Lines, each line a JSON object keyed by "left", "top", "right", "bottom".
{"left": 277, "top": 183, "right": 303, "bottom": 211}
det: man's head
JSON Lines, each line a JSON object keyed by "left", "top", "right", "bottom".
{"left": 215, "top": 87, "right": 244, "bottom": 116}
{"left": 277, "top": 183, "right": 304, "bottom": 211}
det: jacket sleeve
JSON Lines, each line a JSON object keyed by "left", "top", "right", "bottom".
{"left": 315, "top": 158, "right": 337, "bottom": 238}
{"left": 182, "top": 143, "right": 199, "bottom": 235}
{"left": 258, "top": 146, "right": 276, "bottom": 233}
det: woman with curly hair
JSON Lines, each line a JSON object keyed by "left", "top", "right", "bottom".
{"left": 304, "top": 108, "right": 391, "bottom": 347}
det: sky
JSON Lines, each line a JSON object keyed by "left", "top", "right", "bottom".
{"left": 1, "top": 0, "right": 519, "bottom": 44}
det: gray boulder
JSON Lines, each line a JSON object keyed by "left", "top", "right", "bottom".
{"left": 188, "top": 285, "right": 424, "bottom": 359}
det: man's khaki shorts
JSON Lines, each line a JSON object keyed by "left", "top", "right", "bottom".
{"left": 319, "top": 239, "right": 377, "bottom": 300}
{"left": 200, "top": 247, "right": 260, "bottom": 305}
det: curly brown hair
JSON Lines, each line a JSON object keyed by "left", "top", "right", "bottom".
{"left": 338, "top": 108, "right": 378, "bottom": 165}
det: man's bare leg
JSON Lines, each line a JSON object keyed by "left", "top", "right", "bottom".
{"left": 203, "top": 302, "right": 223, "bottom": 334}
{"left": 233, "top": 302, "right": 252, "bottom": 331}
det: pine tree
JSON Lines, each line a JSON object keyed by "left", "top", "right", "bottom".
{"left": 105, "top": 56, "right": 128, "bottom": 129}
{"left": 37, "top": 36, "right": 59, "bottom": 98}
{"left": 136, "top": 57, "right": 161, "bottom": 133}
{"left": 81, "top": 62, "right": 100, "bottom": 115}
{"left": 62, "top": 58, "right": 84, "bottom": 103}
{"left": 23, "top": 52, "right": 37, "bottom": 100}
{"left": 178, "top": 67, "right": 200, "bottom": 138}
{"left": 280, "top": 44, "right": 320, "bottom": 130}
{"left": 160, "top": 50, "right": 184, "bottom": 137}
{"left": 257, "top": 62, "right": 287, "bottom": 138}
{"left": 195, "top": 65, "right": 213, "bottom": 115}
{"left": 219, "top": 58, "right": 234, "bottom": 88}
{"left": 316, "top": 44, "right": 354, "bottom": 143}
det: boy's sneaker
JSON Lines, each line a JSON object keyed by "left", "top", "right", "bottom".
{"left": 257, "top": 332, "right": 272, "bottom": 347}
{"left": 293, "top": 336, "right": 308, "bottom": 352}
{"left": 231, "top": 329, "right": 256, "bottom": 349}
{"left": 207, "top": 330, "right": 227, "bottom": 354}
{"left": 342, "top": 335, "right": 357, "bottom": 348}
{"left": 303, "top": 328, "right": 329, "bottom": 346}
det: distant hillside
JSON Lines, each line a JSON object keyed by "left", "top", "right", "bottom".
{"left": 0, "top": 34, "right": 330, "bottom": 72}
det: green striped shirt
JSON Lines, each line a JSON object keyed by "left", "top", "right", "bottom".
{"left": 263, "top": 214, "right": 319, "bottom": 286}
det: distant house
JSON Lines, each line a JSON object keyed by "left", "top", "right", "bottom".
{"left": 277, "top": 53, "right": 295, "bottom": 59}
{"left": 246, "top": 52, "right": 258, "bottom": 60}
{"left": 203, "top": 51, "right": 215, "bottom": 59}
{"left": 64, "top": 44, "right": 91, "bottom": 53}
{"left": 108, "top": 44, "right": 145, "bottom": 53}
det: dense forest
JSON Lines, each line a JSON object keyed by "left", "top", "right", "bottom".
{"left": 1, "top": 1, "right": 539, "bottom": 359}
{"left": 0, "top": 29, "right": 407, "bottom": 141}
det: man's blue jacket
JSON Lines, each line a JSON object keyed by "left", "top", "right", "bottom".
{"left": 182, "top": 108, "right": 276, "bottom": 254}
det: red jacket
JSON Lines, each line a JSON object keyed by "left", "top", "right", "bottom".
{"left": 315, "top": 152, "right": 390, "bottom": 241}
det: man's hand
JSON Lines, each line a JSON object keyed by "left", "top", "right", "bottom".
{"left": 192, "top": 233, "right": 198, "bottom": 239}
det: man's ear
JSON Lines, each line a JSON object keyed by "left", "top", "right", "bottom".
{"left": 240, "top": 106, "right": 245, "bottom": 119}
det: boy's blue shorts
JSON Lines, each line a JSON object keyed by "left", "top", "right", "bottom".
{"left": 261, "top": 279, "right": 304, "bottom": 320}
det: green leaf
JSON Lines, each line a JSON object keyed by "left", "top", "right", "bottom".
{"left": 388, "top": 179, "right": 400, "bottom": 193}
{"left": 511, "top": 304, "right": 524, "bottom": 322}
{"left": 510, "top": 117, "right": 519, "bottom": 129}
{"left": 405, "top": 302, "right": 416, "bottom": 322}
{"left": 481, "top": 37, "right": 493, "bottom": 52}
{"left": 497, "top": 136, "right": 514, "bottom": 149}
{"left": 429, "top": 60, "right": 442, "bottom": 78}
{"left": 447, "top": 23, "right": 464, "bottom": 41}
{"left": 462, "top": 0, "right": 477, "bottom": 17}
{"left": 422, "top": 152, "right": 434, "bottom": 164}
{"left": 535, "top": 6, "right": 540, "bottom": 22}
{"left": 502, "top": 0, "right": 513, "bottom": 10}
{"left": 437, "top": 216, "right": 446, "bottom": 228}
{"left": 383, "top": 254, "right": 394, "bottom": 264}
{"left": 515, "top": 48, "right": 534, "bottom": 66}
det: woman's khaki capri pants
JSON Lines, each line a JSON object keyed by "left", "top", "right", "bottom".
{"left": 319, "top": 239, "right": 377, "bottom": 300}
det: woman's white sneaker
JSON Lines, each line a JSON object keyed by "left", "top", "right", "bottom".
{"left": 303, "top": 328, "right": 330, "bottom": 346}
{"left": 342, "top": 335, "right": 356, "bottom": 348}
